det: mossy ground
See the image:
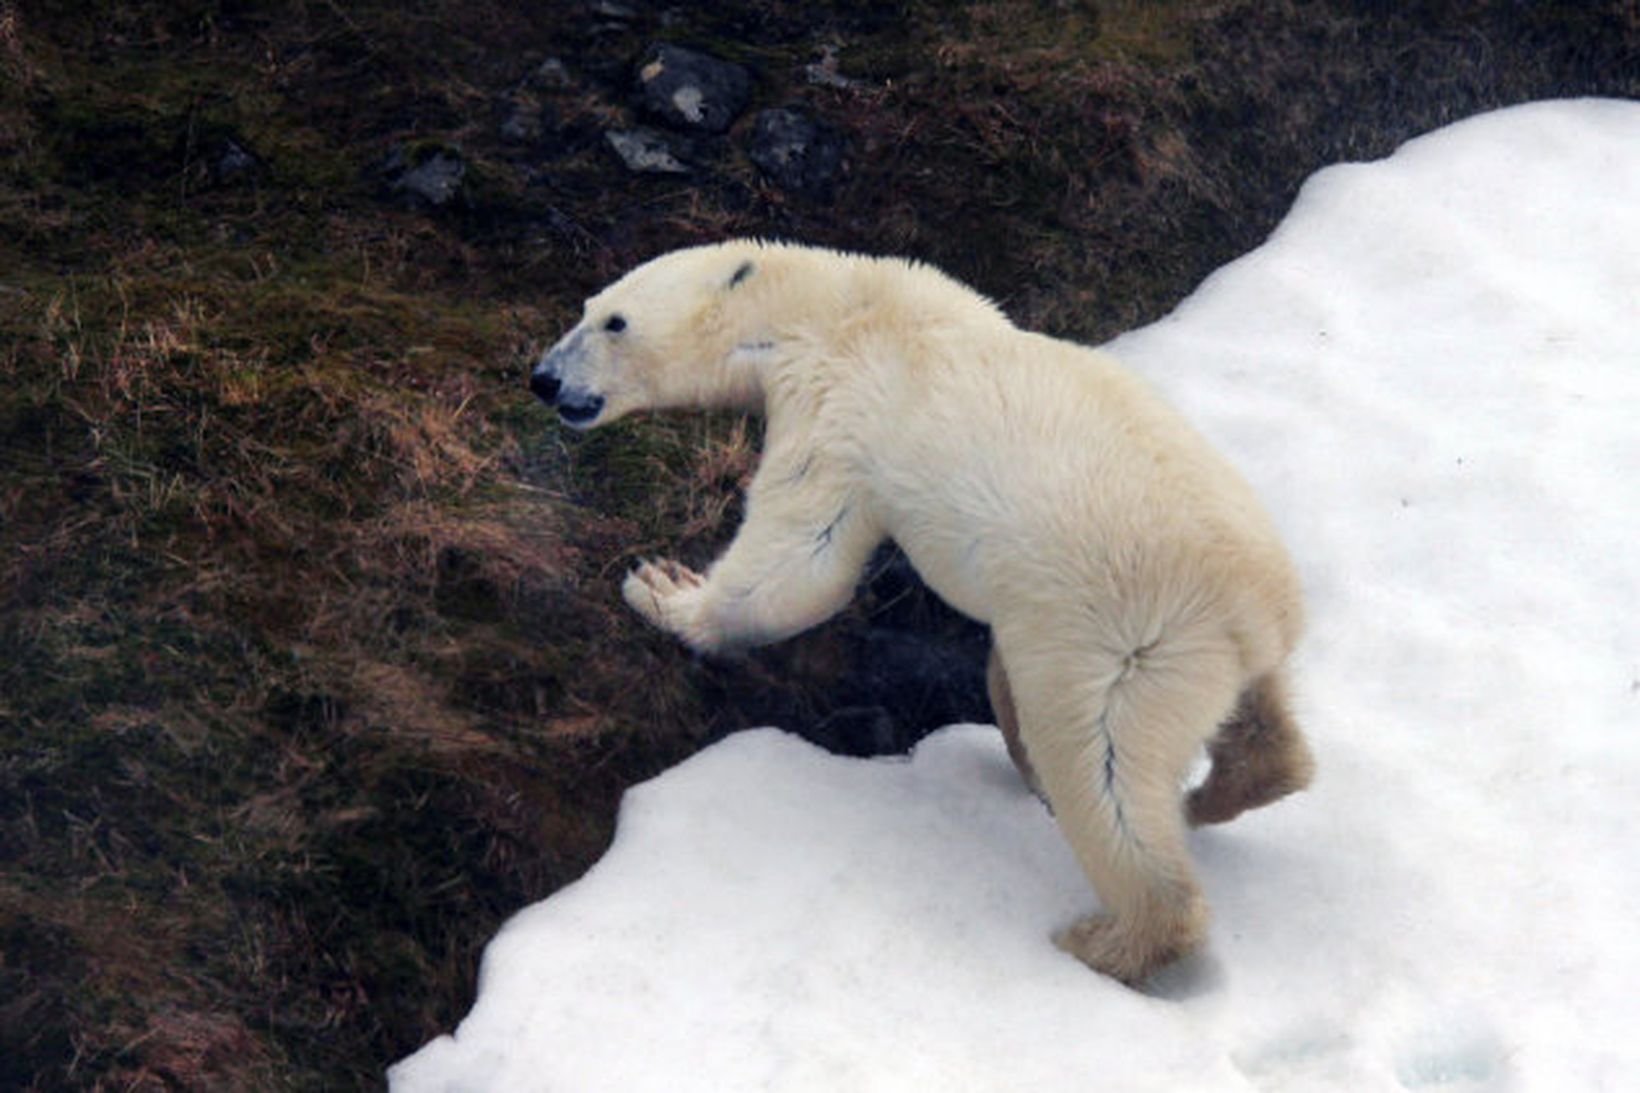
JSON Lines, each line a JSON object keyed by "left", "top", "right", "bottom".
{"left": 1, "top": 1, "right": 1633, "bottom": 1087}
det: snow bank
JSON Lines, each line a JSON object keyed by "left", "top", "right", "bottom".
{"left": 392, "top": 99, "right": 1640, "bottom": 1091}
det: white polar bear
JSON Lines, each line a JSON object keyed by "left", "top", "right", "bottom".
{"left": 531, "top": 240, "right": 1314, "bottom": 983}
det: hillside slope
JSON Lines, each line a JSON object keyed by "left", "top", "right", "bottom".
{"left": 1, "top": 1, "right": 1633, "bottom": 1087}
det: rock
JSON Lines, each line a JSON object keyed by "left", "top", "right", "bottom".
{"left": 605, "top": 128, "right": 690, "bottom": 174}
{"left": 386, "top": 144, "right": 467, "bottom": 208}
{"left": 399, "top": 154, "right": 465, "bottom": 206}
{"left": 747, "top": 107, "right": 843, "bottom": 198}
{"left": 213, "top": 139, "right": 259, "bottom": 182}
{"left": 500, "top": 103, "right": 543, "bottom": 143}
{"left": 636, "top": 43, "right": 751, "bottom": 134}
{"left": 506, "top": 58, "right": 572, "bottom": 142}
{"left": 804, "top": 44, "right": 858, "bottom": 90}
{"left": 528, "top": 58, "right": 573, "bottom": 90}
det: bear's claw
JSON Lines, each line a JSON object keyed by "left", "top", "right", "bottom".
{"left": 622, "top": 557, "right": 709, "bottom": 646}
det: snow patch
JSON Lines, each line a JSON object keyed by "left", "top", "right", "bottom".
{"left": 392, "top": 99, "right": 1640, "bottom": 1092}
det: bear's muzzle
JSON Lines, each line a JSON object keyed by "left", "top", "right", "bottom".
{"left": 530, "top": 360, "right": 605, "bottom": 427}
{"left": 529, "top": 370, "right": 562, "bottom": 403}
{"left": 530, "top": 330, "right": 608, "bottom": 427}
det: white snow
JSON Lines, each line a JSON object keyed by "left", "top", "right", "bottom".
{"left": 391, "top": 99, "right": 1640, "bottom": 1091}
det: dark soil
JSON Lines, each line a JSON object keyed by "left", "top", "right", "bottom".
{"left": 1, "top": 1, "right": 1633, "bottom": 1087}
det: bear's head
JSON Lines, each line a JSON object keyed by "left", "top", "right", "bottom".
{"left": 530, "top": 243, "right": 766, "bottom": 429}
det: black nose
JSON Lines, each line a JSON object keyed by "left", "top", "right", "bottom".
{"left": 530, "top": 370, "right": 561, "bottom": 404}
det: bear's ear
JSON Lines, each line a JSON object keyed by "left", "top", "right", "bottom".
{"left": 726, "top": 261, "right": 755, "bottom": 290}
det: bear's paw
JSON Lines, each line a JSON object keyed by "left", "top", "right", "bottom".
{"left": 622, "top": 558, "right": 712, "bottom": 649}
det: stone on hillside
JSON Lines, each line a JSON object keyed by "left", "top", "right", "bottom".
{"left": 528, "top": 58, "right": 573, "bottom": 90}
{"left": 500, "top": 102, "right": 543, "bottom": 143}
{"left": 804, "top": 44, "right": 858, "bottom": 90}
{"left": 590, "top": 0, "right": 638, "bottom": 21}
{"left": 605, "top": 128, "right": 690, "bottom": 174}
{"left": 213, "top": 139, "right": 259, "bottom": 182}
{"left": 636, "top": 43, "right": 751, "bottom": 134}
{"left": 385, "top": 144, "right": 467, "bottom": 207}
{"left": 747, "top": 107, "right": 843, "bottom": 198}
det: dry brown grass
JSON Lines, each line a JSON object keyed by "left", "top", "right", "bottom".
{"left": 1, "top": 0, "right": 1633, "bottom": 1087}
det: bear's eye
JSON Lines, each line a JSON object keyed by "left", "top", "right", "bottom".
{"left": 603, "top": 314, "right": 627, "bottom": 334}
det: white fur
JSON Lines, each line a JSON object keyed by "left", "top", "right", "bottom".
{"left": 533, "top": 240, "right": 1307, "bottom": 982}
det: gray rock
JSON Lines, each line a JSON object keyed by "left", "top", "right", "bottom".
{"left": 214, "top": 139, "right": 259, "bottom": 182}
{"left": 590, "top": 0, "right": 638, "bottom": 20}
{"left": 804, "top": 44, "right": 858, "bottom": 90}
{"left": 747, "top": 107, "right": 843, "bottom": 198}
{"left": 636, "top": 43, "right": 751, "bottom": 134}
{"left": 500, "top": 103, "right": 543, "bottom": 143}
{"left": 528, "top": 58, "right": 573, "bottom": 90}
{"left": 605, "top": 128, "right": 690, "bottom": 174}
{"left": 386, "top": 145, "right": 467, "bottom": 207}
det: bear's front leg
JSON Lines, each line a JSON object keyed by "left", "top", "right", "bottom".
{"left": 620, "top": 448, "right": 883, "bottom": 655}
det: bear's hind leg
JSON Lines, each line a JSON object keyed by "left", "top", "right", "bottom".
{"left": 986, "top": 643, "right": 1043, "bottom": 799}
{"left": 1186, "top": 669, "right": 1314, "bottom": 827}
{"left": 1005, "top": 630, "right": 1241, "bottom": 984}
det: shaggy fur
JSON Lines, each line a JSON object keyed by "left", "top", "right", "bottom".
{"left": 531, "top": 240, "right": 1314, "bottom": 983}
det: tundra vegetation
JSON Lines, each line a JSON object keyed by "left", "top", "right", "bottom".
{"left": 1, "top": 1, "right": 1632, "bottom": 1087}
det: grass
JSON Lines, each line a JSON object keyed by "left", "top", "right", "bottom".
{"left": 1, "top": 0, "right": 1634, "bottom": 1087}
{"left": 0, "top": 8, "right": 696, "bottom": 1084}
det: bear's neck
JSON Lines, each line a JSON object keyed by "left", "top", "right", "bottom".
{"left": 708, "top": 247, "right": 1012, "bottom": 421}
{"left": 711, "top": 339, "right": 775, "bottom": 415}
{"left": 759, "top": 246, "right": 1007, "bottom": 338}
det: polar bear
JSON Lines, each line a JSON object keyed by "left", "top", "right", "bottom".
{"left": 530, "top": 240, "right": 1314, "bottom": 983}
